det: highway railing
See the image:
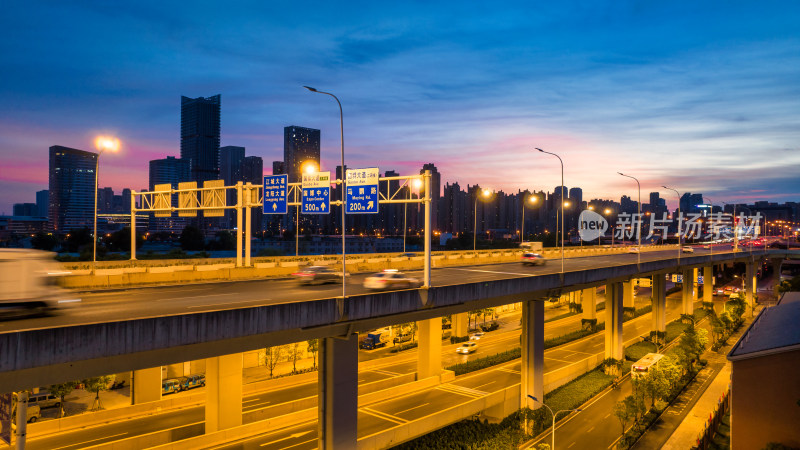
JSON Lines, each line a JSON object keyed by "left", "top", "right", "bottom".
{"left": 57, "top": 245, "right": 680, "bottom": 290}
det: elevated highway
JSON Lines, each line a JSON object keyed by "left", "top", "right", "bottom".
{"left": 1, "top": 246, "right": 793, "bottom": 448}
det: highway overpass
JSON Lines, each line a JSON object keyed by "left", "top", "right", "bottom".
{"left": 0, "top": 246, "right": 792, "bottom": 448}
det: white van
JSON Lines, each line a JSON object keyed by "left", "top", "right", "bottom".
{"left": 631, "top": 353, "right": 665, "bottom": 379}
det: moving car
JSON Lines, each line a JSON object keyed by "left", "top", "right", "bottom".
{"left": 681, "top": 246, "right": 694, "bottom": 253}
{"left": 0, "top": 249, "right": 67, "bottom": 320}
{"left": 162, "top": 378, "right": 182, "bottom": 395}
{"left": 521, "top": 253, "right": 547, "bottom": 266}
{"left": 627, "top": 247, "right": 640, "bottom": 254}
{"left": 393, "top": 333, "right": 412, "bottom": 345}
{"left": 715, "top": 288, "right": 725, "bottom": 296}
{"left": 456, "top": 341, "right": 478, "bottom": 354}
{"left": 363, "top": 270, "right": 421, "bottom": 290}
{"left": 292, "top": 266, "right": 339, "bottom": 285}
{"left": 469, "top": 332, "right": 485, "bottom": 341}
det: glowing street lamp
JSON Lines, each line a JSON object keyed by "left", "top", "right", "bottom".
{"left": 618, "top": 172, "right": 641, "bottom": 266}
{"left": 663, "top": 185, "right": 683, "bottom": 261}
{"left": 304, "top": 86, "right": 346, "bottom": 299}
{"left": 404, "top": 177, "right": 423, "bottom": 252}
{"left": 521, "top": 195, "right": 538, "bottom": 243}
{"left": 93, "top": 136, "right": 120, "bottom": 270}
{"left": 474, "top": 188, "right": 492, "bottom": 251}
{"left": 536, "top": 148, "right": 565, "bottom": 273}
{"left": 527, "top": 395, "right": 582, "bottom": 450}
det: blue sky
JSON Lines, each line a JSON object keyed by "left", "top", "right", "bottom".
{"left": 1, "top": 1, "right": 799, "bottom": 213}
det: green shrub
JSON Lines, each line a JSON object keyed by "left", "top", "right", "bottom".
{"left": 450, "top": 335, "right": 469, "bottom": 345}
{"left": 446, "top": 348, "right": 521, "bottom": 376}
{"left": 624, "top": 341, "right": 658, "bottom": 361}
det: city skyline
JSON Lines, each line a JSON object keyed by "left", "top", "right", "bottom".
{"left": 2, "top": 2, "right": 800, "bottom": 214}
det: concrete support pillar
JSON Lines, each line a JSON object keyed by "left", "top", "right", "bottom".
{"left": 418, "top": 318, "right": 443, "bottom": 379}
{"left": 651, "top": 275, "right": 666, "bottom": 333}
{"left": 703, "top": 266, "right": 714, "bottom": 305}
{"left": 604, "top": 282, "right": 624, "bottom": 360}
{"left": 318, "top": 334, "right": 358, "bottom": 450}
{"left": 745, "top": 262, "right": 756, "bottom": 313}
{"left": 132, "top": 366, "right": 161, "bottom": 404}
{"left": 772, "top": 259, "right": 783, "bottom": 298}
{"left": 453, "top": 312, "right": 469, "bottom": 338}
{"left": 581, "top": 288, "right": 596, "bottom": 320}
{"left": 520, "top": 300, "right": 544, "bottom": 409}
{"left": 682, "top": 269, "right": 694, "bottom": 316}
{"left": 693, "top": 268, "right": 699, "bottom": 301}
{"left": 205, "top": 353, "right": 243, "bottom": 434}
{"left": 623, "top": 281, "right": 635, "bottom": 308}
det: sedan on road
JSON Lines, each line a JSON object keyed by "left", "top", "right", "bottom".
{"left": 363, "top": 270, "right": 422, "bottom": 290}
{"left": 292, "top": 266, "right": 340, "bottom": 285}
{"left": 627, "top": 247, "right": 640, "bottom": 254}
{"left": 456, "top": 341, "right": 478, "bottom": 354}
{"left": 469, "top": 332, "right": 485, "bottom": 340}
{"left": 521, "top": 253, "right": 547, "bottom": 266}
{"left": 681, "top": 246, "right": 695, "bottom": 253}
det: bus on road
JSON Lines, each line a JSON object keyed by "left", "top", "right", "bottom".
{"left": 631, "top": 353, "right": 665, "bottom": 379}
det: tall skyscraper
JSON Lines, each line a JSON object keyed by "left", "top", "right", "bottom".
{"left": 36, "top": 190, "right": 48, "bottom": 218}
{"left": 149, "top": 156, "right": 190, "bottom": 232}
{"left": 272, "top": 161, "right": 285, "bottom": 175}
{"left": 48, "top": 145, "right": 96, "bottom": 233}
{"left": 283, "top": 126, "right": 320, "bottom": 183}
{"left": 181, "top": 95, "right": 221, "bottom": 184}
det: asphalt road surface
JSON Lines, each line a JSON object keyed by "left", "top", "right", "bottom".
{"left": 1, "top": 245, "right": 744, "bottom": 334}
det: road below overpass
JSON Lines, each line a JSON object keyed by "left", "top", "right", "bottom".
{"left": 26, "top": 288, "right": 685, "bottom": 449}
{"left": 1, "top": 246, "right": 737, "bottom": 335}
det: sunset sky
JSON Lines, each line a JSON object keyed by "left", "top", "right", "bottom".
{"left": 2, "top": 1, "right": 799, "bottom": 214}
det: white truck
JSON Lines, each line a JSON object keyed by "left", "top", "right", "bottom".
{"left": 520, "top": 241, "right": 544, "bottom": 252}
{"left": 0, "top": 249, "right": 65, "bottom": 319}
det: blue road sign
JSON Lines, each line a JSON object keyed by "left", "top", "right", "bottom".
{"left": 302, "top": 171, "right": 331, "bottom": 214}
{"left": 263, "top": 175, "right": 288, "bottom": 214}
{"left": 346, "top": 167, "right": 379, "bottom": 214}
{"left": 669, "top": 274, "right": 704, "bottom": 284}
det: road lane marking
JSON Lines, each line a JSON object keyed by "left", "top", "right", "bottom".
{"left": 437, "top": 384, "right": 487, "bottom": 398}
{"left": 51, "top": 432, "right": 128, "bottom": 450}
{"left": 244, "top": 400, "right": 273, "bottom": 410}
{"left": 472, "top": 381, "right": 497, "bottom": 391}
{"left": 157, "top": 292, "right": 240, "bottom": 302}
{"left": 276, "top": 437, "right": 318, "bottom": 449}
{"left": 498, "top": 367, "right": 519, "bottom": 374}
{"left": 568, "top": 442, "right": 576, "bottom": 448}
{"left": 361, "top": 407, "right": 408, "bottom": 424}
{"left": 448, "top": 268, "right": 533, "bottom": 276}
{"left": 372, "top": 369, "right": 400, "bottom": 376}
{"left": 258, "top": 430, "right": 314, "bottom": 448}
{"left": 187, "top": 299, "right": 270, "bottom": 309}
{"left": 394, "top": 402, "right": 430, "bottom": 415}
{"left": 587, "top": 426, "right": 595, "bottom": 432}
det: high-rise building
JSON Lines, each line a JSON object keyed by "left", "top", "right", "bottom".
{"left": 380, "top": 170, "right": 400, "bottom": 235}
{"left": 181, "top": 95, "right": 221, "bottom": 185}
{"left": 569, "top": 187, "right": 582, "bottom": 206}
{"left": 283, "top": 126, "right": 320, "bottom": 183}
{"left": 220, "top": 146, "right": 245, "bottom": 228}
{"left": 48, "top": 145, "right": 96, "bottom": 233}
{"left": 36, "top": 190, "right": 48, "bottom": 218}
{"left": 98, "top": 187, "right": 114, "bottom": 213}
{"left": 272, "top": 161, "right": 285, "bottom": 175}
{"left": 149, "top": 156, "right": 190, "bottom": 233}
{"left": 13, "top": 203, "right": 37, "bottom": 216}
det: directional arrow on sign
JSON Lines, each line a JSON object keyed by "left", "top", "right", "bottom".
{"left": 367, "top": 201, "right": 374, "bottom": 209}
{"left": 272, "top": 203, "right": 277, "bottom": 211}
{"left": 321, "top": 202, "right": 326, "bottom": 211}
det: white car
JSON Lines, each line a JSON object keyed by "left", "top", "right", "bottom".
{"left": 456, "top": 341, "right": 478, "bottom": 354}
{"left": 469, "top": 332, "right": 485, "bottom": 340}
{"left": 627, "top": 247, "right": 640, "bottom": 254}
{"left": 681, "top": 246, "right": 694, "bottom": 253}
{"left": 363, "top": 270, "right": 422, "bottom": 290}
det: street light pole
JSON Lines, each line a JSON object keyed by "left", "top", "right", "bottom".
{"left": 619, "top": 172, "right": 641, "bottom": 266}
{"left": 521, "top": 195, "right": 537, "bottom": 244}
{"left": 536, "top": 148, "right": 565, "bottom": 273}
{"left": 304, "top": 86, "right": 346, "bottom": 299}
{"left": 527, "top": 395, "right": 581, "bottom": 450}
{"left": 663, "top": 186, "right": 682, "bottom": 262}
{"left": 92, "top": 136, "right": 119, "bottom": 273}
